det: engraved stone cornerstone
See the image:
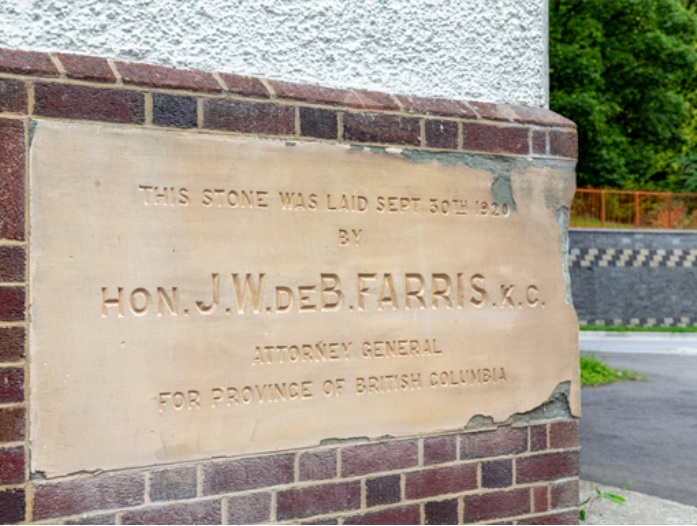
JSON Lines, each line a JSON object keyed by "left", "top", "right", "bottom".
{"left": 30, "top": 121, "right": 579, "bottom": 476}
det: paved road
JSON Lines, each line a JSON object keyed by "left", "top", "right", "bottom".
{"left": 580, "top": 333, "right": 697, "bottom": 507}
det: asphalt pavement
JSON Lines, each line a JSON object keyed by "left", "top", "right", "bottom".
{"left": 579, "top": 331, "right": 697, "bottom": 523}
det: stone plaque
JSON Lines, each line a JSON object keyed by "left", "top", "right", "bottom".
{"left": 30, "top": 121, "right": 579, "bottom": 476}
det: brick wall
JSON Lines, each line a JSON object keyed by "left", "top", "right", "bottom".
{"left": 0, "top": 47, "right": 579, "bottom": 525}
{"left": 570, "top": 229, "right": 697, "bottom": 327}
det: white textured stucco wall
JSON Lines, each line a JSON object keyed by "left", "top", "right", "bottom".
{"left": 0, "top": 1, "right": 548, "bottom": 106}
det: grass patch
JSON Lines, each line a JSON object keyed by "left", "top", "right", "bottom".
{"left": 581, "top": 324, "right": 697, "bottom": 333}
{"left": 580, "top": 354, "right": 647, "bottom": 387}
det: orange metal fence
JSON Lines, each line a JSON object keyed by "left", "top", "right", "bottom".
{"left": 570, "top": 189, "right": 697, "bottom": 229}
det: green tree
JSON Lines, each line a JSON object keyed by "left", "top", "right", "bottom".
{"left": 550, "top": 0, "right": 697, "bottom": 190}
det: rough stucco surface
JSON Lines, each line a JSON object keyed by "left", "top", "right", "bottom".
{"left": 0, "top": 0, "right": 548, "bottom": 106}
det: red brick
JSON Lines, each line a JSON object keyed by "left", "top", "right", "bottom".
{"left": 0, "top": 406, "right": 25, "bottom": 442}
{"left": 150, "top": 466, "right": 197, "bottom": 502}
{"left": 226, "top": 492, "right": 271, "bottom": 524}
{"left": 462, "top": 122, "right": 529, "bottom": 155}
{"left": 0, "top": 367, "right": 23, "bottom": 403}
{"left": 530, "top": 424, "right": 548, "bottom": 452}
{"left": 0, "top": 446, "right": 24, "bottom": 484}
{"left": 276, "top": 481, "right": 360, "bottom": 520}
{"left": 551, "top": 478, "right": 579, "bottom": 509}
{"left": 550, "top": 420, "right": 579, "bottom": 450}
{"left": 461, "top": 427, "right": 527, "bottom": 459}
{"left": 299, "top": 449, "right": 337, "bottom": 481}
{"left": 516, "top": 451, "right": 579, "bottom": 484}
{"left": 0, "top": 119, "right": 25, "bottom": 241}
{"left": 550, "top": 129, "right": 578, "bottom": 159}
{"left": 0, "top": 326, "right": 24, "bottom": 362}
{"left": 425, "top": 120, "right": 458, "bottom": 149}
{"left": 55, "top": 53, "right": 116, "bottom": 83}
{"left": 366, "top": 474, "right": 401, "bottom": 507}
{"left": 218, "top": 73, "right": 270, "bottom": 98}
{"left": 0, "top": 79, "right": 27, "bottom": 114}
{"left": 468, "top": 101, "right": 517, "bottom": 122}
{"left": 463, "top": 488, "right": 530, "bottom": 522}
{"left": 202, "top": 453, "right": 294, "bottom": 495}
{"left": 33, "top": 473, "right": 145, "bottom": 520}
{"left": 0, "top": 287, "right": 24, "bottom": 321}
{"left": 425, "top": 499, "right": 459, "bottom": 525}
{"left": 343, "top": 113, "right": 420, "bottom": 146}
{"left": 0, "top": 488, "right": 25, "bottom": 524}
{"left": 532, "top": 129, "right": 547, "bottom": 155}
{"left": 203, "top": 99, "right": 294, "bottom": 136}
{"left": 509, "top": 105, "right": 576, "bottom": 128}
{"left": 424, "top": 435, "right": 457, "bottom": 465}
{"left": 115, "top": 62, "right": 222, "bottom": 92}
{"left": 0, "top": 246, "right": 24, "bottom": 283}
{"left": 344, "top": 505, "right": 420, "bottom": 525}
{"left": 341, "top": 440, "right": 418, "bottom": 477}
{"left": 482, "top": 458, "right": 513, "bottom": 488}
{"left": 299, "top": 107, "right": 338, "bottom": 140}
{"left": 533, "top": 485, "right": 549, "bottom": 512}
{"left": 34, "top": 83, "right": 144, "bottom": 124}
{"left": 121, "top": 500, "right": 221, "bottom": 525}
{"left": 0, "top": 48, "right": 59, "bottom": 76}
{"left": 405, "top": 463, "right": 477, "bottom": 500}
{"left": 269, "top": 80, "right": 356, "bottom": 107}
{"left": 517, "top": 510, "right": 579, "bottom": 524}
{"left": 350, "top": 89, "right": 401, "bottom": 111}
{"left": 397, "top": 95, "right": 477, "bottom": 118}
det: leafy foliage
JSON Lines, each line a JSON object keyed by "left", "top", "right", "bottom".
{"left": 580, "top": 354, "right": 647, "bottom": 386}
{"left": 550, "top": 0, "right": 697, "bottom": 190}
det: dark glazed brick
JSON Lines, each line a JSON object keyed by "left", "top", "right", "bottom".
{"left": 424, "top": 435, "right": 457, "bottom": 465}
{"left": 0, "top": 327, "right": 24, "bottom": 362}
{"left": 0, "top": 79, "right": 27, "bottom": 113}
{"left": 56, "top": 53, "right": 116, "bottom": 82}
{"left": 299, "top": 449, "right": 337, "bottom": 481}
{"left": 530, "top": 424, "right": 548, "bottom": 452}
{"left": 276, "top": 481, "right": 360, "bottom": 520}
{"left": 0, "top": 446, "right": 24, "bottom": 484}
{"left": 462, "top": 122, "right": 529, "bottom": 155}
{"left": 425, "top": 120, "right": 458, "bottom": 149}
{"left": 550, "top": 420, "right": 579, "bottom": 449}
{"left": 0, "top": 246, "right": 25, "bottom": 282}
{"left": 218, "top": 73, "right": 269, "bottom": 98}
{"left": 516, "top": 451, "right": 579, "bottom": 484}
{"left": 518, "top": 510, "right": 580, "bottom": 524}
{"left": 0, "top": 287, "right": 24, "bottom": 321}
{"left": 269, "top": 80, "right": 356, "bottom": 106}
{"left": 344, "top": 505, "right": 420, "bottom": 525}
{"left": 366, "top": 474, "right": 401, "bottom": 507}
{"left": 482, "top": 459, "right": 513, "bottom": 488}
{"left": 405, "top": 463, "right": 477, "bottom": 500}
{"left": 227, "top": 492, "right": 271, "bottom": 524}
{"left": 0, "top": 48, "right": 59, "bottom": 76}
{"left": 33, "top": 473, "right": 145, "bottom": 520}
{"left": 302, "top": 519, "right": 339, "bottom": 525}
{"left": 299, "top": 107, "right": 338, "bottom": 139}
{"left": 461, "top": 427, "right": 527, "bottom": 459}
{"left": 425, "top": 499, "right": 458, "bottom": 524}
{"left": 34, "top": 84, "right": 144, "bottom": 124}
{"left": 0, "top": 367, "right": 23, "bottom": 403}
{"left": 551, "top": 479, "right": 579, "bottom": 509}
{"left": 341, "top": 440, "right": 418, "bottom": 477}
{"left": 203, "top": 99, "right": 294, "bottom": 136}
{"left": 153, "top": 93, "right": 198, "bottom": 128}
{"left": 65, "top": 514, "right": 116, "bottom": 525}
{"left": 116, "top": 62, "right": 222, "bottom": 92}
{"left": 550, "top": 129, "right": 579, "bottom": 158}
{"left": 463, "top": 488, "right": 530, "bottom": 523}
{"left": 0, "top": 488, "right": 25, "bottom": 524}
{"left": 343, "top": 113, "right": 420, "bottom": 146}
{"left": 0, "top": 406, "right": 25, "bottom": 442}
{"left": 203, "top": 453, "right": 294, "bottom": 495}
{"left": 150, "top": 466, "right": 197, "bottom": 501}
{"left": 121, "top": 500, "right": 221, "bottom": 525}
{"left": 533, "top": 129, "right": 547, "bottom": 155}
{"left": 397, "top": 95, "right": 476, "bottom": 118}
{"left": 533, "top": 485, "right": 549, "bottom": 512}
{"left": 0, "top": 119, "right": 25, "bottom": 241}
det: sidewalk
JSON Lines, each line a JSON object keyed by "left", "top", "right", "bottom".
{"left": 580, "top": 480, "right": 697, "bottom": 525}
